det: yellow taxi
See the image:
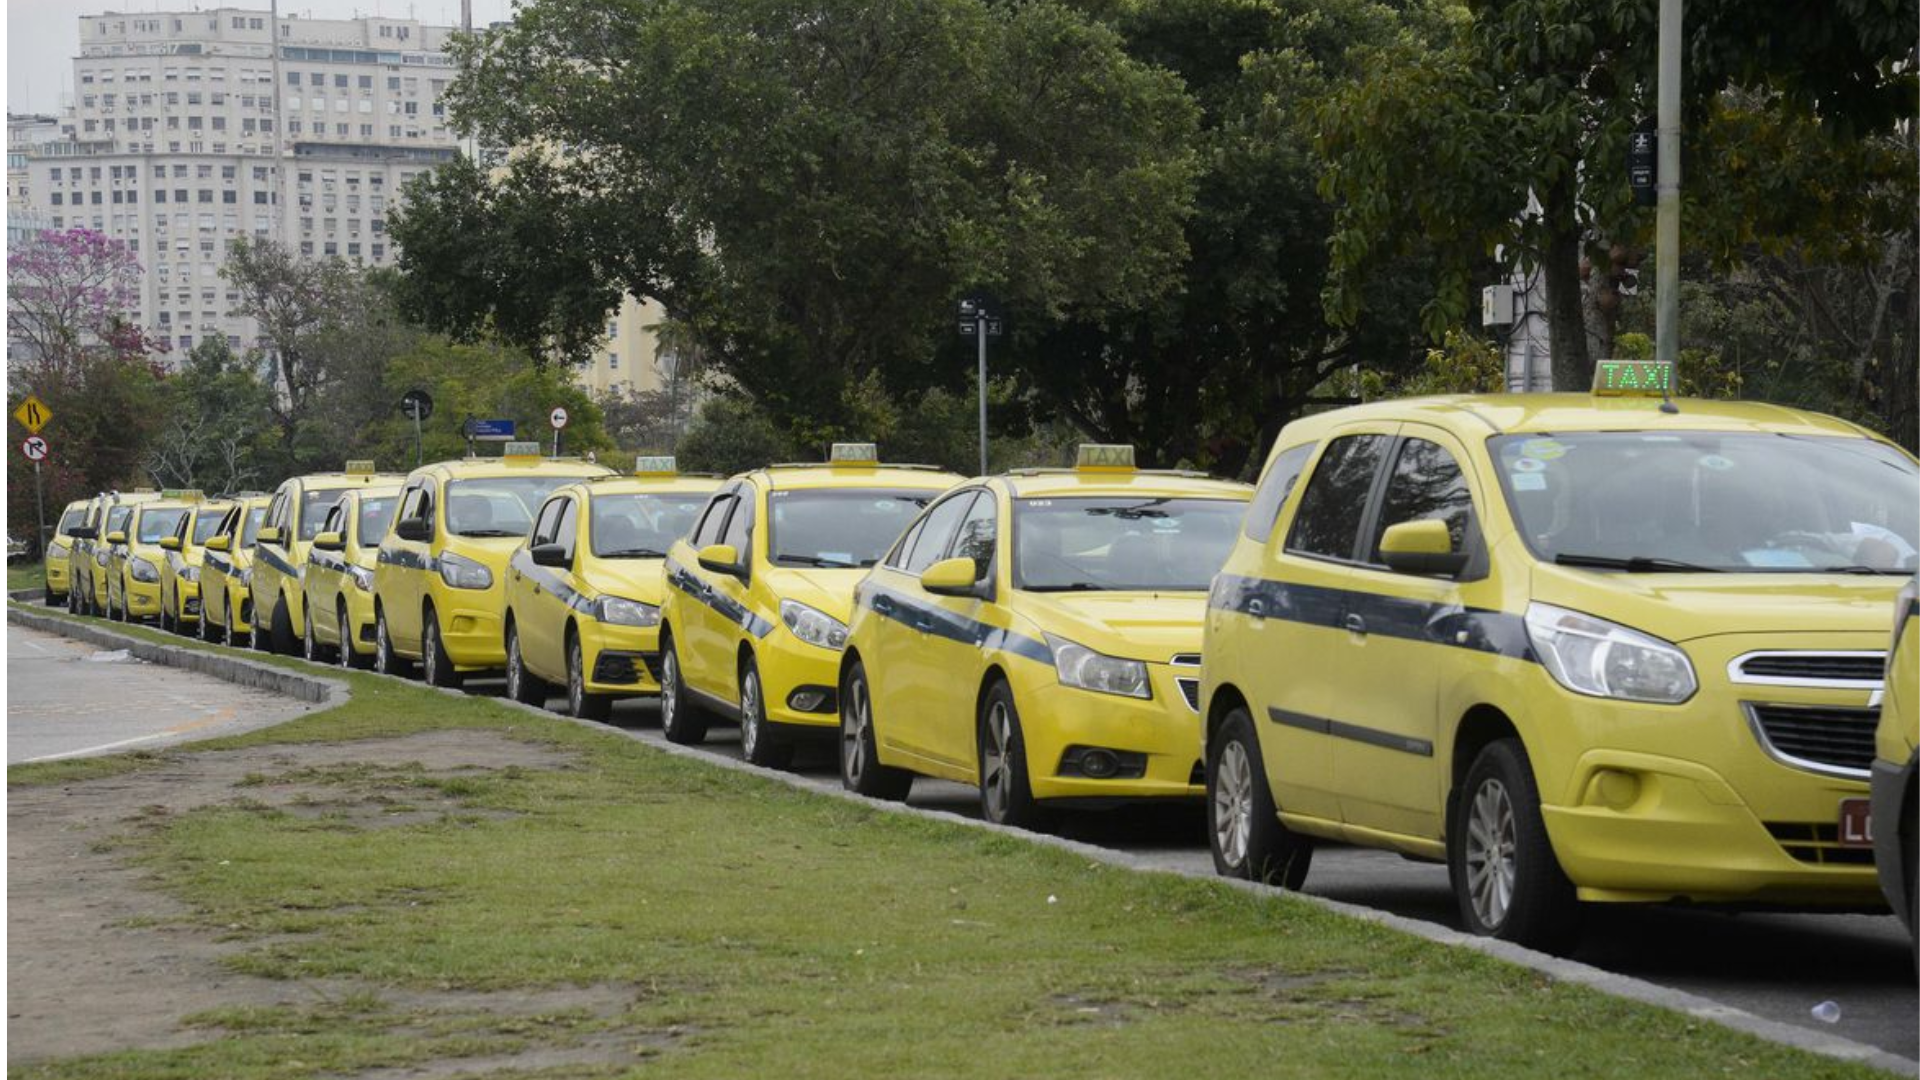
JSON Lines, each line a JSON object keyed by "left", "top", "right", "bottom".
{"left": 503, "top": 458, "right": 722, "bottom": 719}
{"left": 156, "top": 496, "right": 232, "bottom": 634}
{"left": 658, "top": 444, "right": 963, "bottom": 767}
{"left": 250, "top": 463, "right": 406, "bottom": 655}
{"left": 41, "top": 499, "right": 90, "bottom": 607}
{"left": 373, "top": 444, "right": 614, "bottom": 685}
{"left": 1873, "top": 574, "right": 1918, "bottom": 949}
{"left": 105, "top": 494, "right": 201, "bottom": 624}
{"left": 198, "top": 495, "right": 271, "bottom": 647}
{"left": 73, "top": 490, "right": 159, "bottom": 617}
{"left": 301, "top": 481, "right": 403, "bottom": 667}
{"left": 839, "top": 445, "right": 1252, "bottom": 826}
{"left": 1200, "top": 360, "right": 1919, "bottom": 951}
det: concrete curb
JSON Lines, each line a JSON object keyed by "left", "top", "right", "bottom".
{"left": 12, "top": 603, "right": 1912, "bottom": 1074}
{"left": 9, "top": 606, "right": 348, "bottom": 709}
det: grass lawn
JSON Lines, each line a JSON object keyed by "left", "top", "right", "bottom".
{"left": 9, "top": 558, "right": 45, "bottom": 593}
{"left": 8, "top": 607, "right": 1885, "bottom": 1080}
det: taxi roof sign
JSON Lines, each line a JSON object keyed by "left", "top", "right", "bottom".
{"left": 502, "top": 440, "right": 544, "bottom": 459}
{"left": 1592, "top": 359, "right": 1674, "bottom": 397}
{"left": 635, "top": 455, "right": 677, "bottom": 476}
{"left": 161, "top": 488, "right": 204, "bottom": 502}
{"left": 829, "top": 442, "right": 879, "bottom": 465}
{"left": 1075, "top": 444, "right": 1136, "bottom": 471}
{"left": 344, "top": 459, "right": 377, "bottom": 475}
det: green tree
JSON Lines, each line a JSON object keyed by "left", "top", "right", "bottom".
{"left": 144, "top": 338, "right": 279, "bottom": 494}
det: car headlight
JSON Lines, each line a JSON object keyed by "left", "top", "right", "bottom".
{"left": 1045, "top": 633, "right": 1151, "bottom": 699}
{"left": 598, "top": 595, "right": 661, "bottom": 628}
{"left": 46, "top": 541, "right": 67, "bottom": 559}
{"left": 438, "top": 551, "right": 493, "bottom": 590}
{"left": 348, "top": 564, "right": 375, "bottom": 592}
{"left": 780, "top": 599, "right": 848, "bottom": 651}
{"left": 130, "top": 557, "right": 161, "bottom": 583}
{"left": 181, "top": 565, "right": 200, "bottom": 583}
{"left": 1524, "top": 602, "right": 1696, "bottom": 704}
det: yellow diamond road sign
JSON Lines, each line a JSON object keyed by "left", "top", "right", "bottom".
{"left": 13, "top": 396, "right": 50, "bottom": 434}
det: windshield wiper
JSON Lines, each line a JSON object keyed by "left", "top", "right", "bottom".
{"left": 600, "top": 547, "right": 668, "bottom": 559}
{"left": 1816, "top": 564, "right": 1908, "bottom": 575}
{"left": 1555, "top": 553, "right": 1724, "bottom": 573}
{"left": 1025, "top": 582, "right": 1108, "bottom": 592}
{"left": 455, "top": 529, "right": 527, "bottom": 538}
{"left": 775, "top": 554, "right": 858, "bottom": 568}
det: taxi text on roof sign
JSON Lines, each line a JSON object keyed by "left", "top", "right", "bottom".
{"left": 503, "top": 440, "right": 544, "bottom": 459}
{"left": 1075, "top": 444, "right": 1136, "bottom": 471}
{"left": 345, "top": 459, "right": 377, "bottom": 475}
{"left": 161, "top": 488, "right": 204, "bottom": 501}
{"left": 829, "top": 442, "right": 879, "bottom": 464}
{"left": 635, "top": 455, "right": 677, "bottom": 476}
{"left": 1592, "top": 358, "right": 1674, "bottom": 397}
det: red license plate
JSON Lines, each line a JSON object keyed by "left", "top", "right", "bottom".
{"left": 1838, "top": 798, "right": 1874, "bottom": 848}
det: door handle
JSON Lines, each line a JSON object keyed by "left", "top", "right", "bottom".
{"left": 1246, "top": 598, "right": 1265, "bottom": 618}
{"left": 1344, "top": 614, "right": 1367, "bottom": 636}
{"left": 873, "top": 596, "right": 895, "bottom": 616}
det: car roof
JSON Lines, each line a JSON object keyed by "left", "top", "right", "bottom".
{"left": 286, "top": 471, "right": 408, "bottom": 490}
{"left": 1278, "top": 393, "right": 1884, "bottom": 443}
{"left": 749, "top": 464, "right": 966, "bottom": 491}
{"left": 997, "top": 470, "right": 1253, "bottom": 501}
{"left": 411, "top": 457, "right": 617, "bottom": 482}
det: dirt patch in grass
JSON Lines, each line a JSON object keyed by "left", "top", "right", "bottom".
{"left": 5, "top": 730, "right": 632, "bottom": 1070}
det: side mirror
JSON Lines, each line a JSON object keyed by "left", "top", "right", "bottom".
{"left": 395, "top": 518, "right": 432, "bottom": 542}
{"left": 256, "top": 525, "right": 284, "bottom": 546}
{"left": 697, "top": 543, "right": 744, "bottom": 578}
{"left": 921, "top": 556, "right": 982, "bottom": 598}
{"left": 159, "top": 536, "right": 182, "bottom": 551}
{"left": 69, "top": 526, "right": 97, "bottom": 541}
{"left": 530, "top": 543, "right": 570, "bottom": 568}
{"left": 204, "top": 534, "right": 232, "bottom": 552}
{"left": 312, "top": 531, "right": 344, "bottom": 552}
{"left": 1379, "top": 519, "right": 1467, "bottom": 577}
{"left": 106, "top": 531, "right": 127, "bottom": 546}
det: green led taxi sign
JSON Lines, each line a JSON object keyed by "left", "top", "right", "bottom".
{"left": 1075, "top": 444, "right": 1136, "bottom": 471}
{"left": 344, "top": 459, "right": 377, "bottom": 475}
{"left": 1592, "top": 359, "right": 1674, "bottom": 397}
{"left": 502, "top": 440, "right": 545, "bottom": 458}
{"left": 635, "top": 455, "right": 678, "bottom": 476}
{"left": 829, "top": 442, "right": 879, "bottom": 464}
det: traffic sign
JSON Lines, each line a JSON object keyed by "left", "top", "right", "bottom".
{"left": 550, "top": 406, "right": 570, "bottom": 430}
{"left": 21, "top": 435, "right": 49, "bottom": 462}
{"left": 13, "top": 395, "right": 51, "bottom": 434}
{"left": 400, "top": 389, "right": 434, "bottom": 421}
{"left": 464, "top": 418, "right": 516, "bottom": 442}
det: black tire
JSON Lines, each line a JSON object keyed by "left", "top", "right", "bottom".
{"left": 1448, "top": 738, "right": 1581, "bottom": 952}
{"left": 271, "top": 598, "right": 299, "bottom": 656}
{"left": 839, "top": 658, "right": 912, "bottom": 800}
{"left": 658, "top": 630, "right": 708, "bottom": 745}
{"left": 504, "top": 618, "right": 549, "bottom": 705}
{"left": 374, "top": 605, "right": 412, "bottom": 678}
{"left": 978, "top": 680, "right": 1046, "bottom": 829}
{"left": 421, "top": 604, "right": 463, "bottom": 688}
{"left": 339, "top": 599, "right": 371, "bottom": 670}
{"left": 1207, "top": 708, "right": 1313, "bottom": 887}
{"left": 566, "top": 629, "right": 612, "bottom": 721}
{"left": 159, "top": 599, "right": 173, "bottom": 634}
{"left": 302, "top": 606, "right": 332, "bottom": 664}
{"left": 222, "top": 601, "right": 238, "bottom": 647}
{"left": 737, "top": 653, "right": 792, "bottom": 769}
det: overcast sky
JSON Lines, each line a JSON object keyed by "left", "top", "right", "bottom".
{"left": 7, "top": 0, "right": 516, "bottom": 115}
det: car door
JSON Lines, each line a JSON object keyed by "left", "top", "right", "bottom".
{"left": 535, "top": 495, "right": 584, "bottom": 679}
{"left": 675, "top": 486, "right": 739, "bottom": 698}
{"left": 382, "top": 482, "right": 434, "bottom": 651}
{"left": 1250, "top": 426, "right": 1398, "bottom": 825}
{"left": 887, "top": 489, "right": 986, "bottom": 767}
{"left": 1334, "top": 426, "right": 1491, "bottom": 840}
{"left": 310, "top": 501, "right": 348, "bottom": 642}
{"left": 864, "top": 489, "right": 979, "bottom": 764}
{"left": 706, "top": 483, "right": 759, "bottom": 704}
{"left": 510, "top": 496, "right": 567, "bottom": 681}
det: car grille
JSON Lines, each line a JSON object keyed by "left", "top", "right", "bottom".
{"left": 1732, "top": 651, "right": 1885, "bottom": 686}
{"left": 1765, "top": 822, "right": 1875, "bottom": 866}
{"left": 592, "top": 652, "right": 643, "bottom": 685}
{"left": 1745, "top": 703, "right": 1878, "bottom": 777}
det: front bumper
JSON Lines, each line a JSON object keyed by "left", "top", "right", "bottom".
{"left": 342, "top": 586, "right": 378, "bottom": 655}
{"left": 759, "top": 634, "right": 846, "bottom": 730}
{"left": 126, "top": 578, "right": 163, "bottom": 618}
{"left": 433, "top": 584, "right": 508, "bottom": 670}
{"left": 1871, "top": 753, "right": 1916, "bottom": 928}
{"left": 1021, "top": 666, "right": 1204, "bottom": 802}
{"left": 578, "top": 619, "right": 662, "bottom": 696}
{"left": 44, "top": 557, "right": 69, "bottom": 596}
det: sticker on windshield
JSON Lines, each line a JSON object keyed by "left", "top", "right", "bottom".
{"left": 1698, "top": 454, "right": 1735, "bottom": 471}
{"left": 819, "top": 551, "right": 853, "bottom": 566}
{"left": 1511, "top": 458, "right": 1546, "bottom": 473}
{"left": 1742, "top": 549, "right": 1813, "bottom": 569}
{"left": 1509, "top": 473, "right": 1547, "bottom": 491}
{"left": 1520, "top": 438, "right": 1568, "bottom": 461}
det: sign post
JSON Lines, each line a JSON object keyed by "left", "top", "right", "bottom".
{"left": 400, "top": 389, "right": 434, "bottom": 467}
{"left": 20, "top": 434, "right": 50, "bottom": 559}
{"left": 549, "top": 405, "right": 569, "bottom": 458}
{"left": 957, "top": 291, "right": 1004, "bottom": 476}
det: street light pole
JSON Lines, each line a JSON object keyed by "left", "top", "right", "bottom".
{"left": 976, "top": 312, "right": 989, "bottom": 476}
{"left": 1654, "top": 0, "right": 1682, "bottom": 370}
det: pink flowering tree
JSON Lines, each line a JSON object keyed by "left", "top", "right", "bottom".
{"left": 7, "top": 227, "right": 149, "bottom": 378}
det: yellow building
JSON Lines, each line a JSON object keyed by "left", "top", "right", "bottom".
{"left": 574, "top": 294, "right": 675, "bottom": 397}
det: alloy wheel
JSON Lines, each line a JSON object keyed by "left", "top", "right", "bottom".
{"left": 1212, "top": 739, "right": 1254, "bottom": 871}
{"left": 1465, "top": 778, "right": 1518, "bottom": 930}
{"left": 982, "top": 701, "right": 1013, "bottom": 821}
{"left": 841, "top": 673, "right": 870, "bottom": 785}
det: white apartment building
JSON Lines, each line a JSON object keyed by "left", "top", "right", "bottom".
{"left": 18, "top": 8, "right": 460, "bottom": 355}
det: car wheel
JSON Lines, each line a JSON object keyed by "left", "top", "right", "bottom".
{"left": 978, "top": 680, "right": 1046, "bottom": 830}
{"left": 338, "top": 599, "right": 370, "bottom": 670}
{"left": 374, "top": 605, "right": 412, "bottom": 678}
{"left": 737, "top": 653, "right": 792, "bottom": 769}
{"left": 159, "top": 600, "right": 172, "bottom": 634}
{"left": 658, "top": 631, "right": 707, "bottom": 745}
{"left": 505, "top": 619, "right": 548, "bottom": 706}
{"left": 1449, "top": 738, "right": 1581, "bottom": 952}
{"left": 1207, "top": 708, "right": 1313, "bottom": 887}
{"left": 302, "top": 606, "right": 330, "bottom": 664}
{"left": 272, "top": 599, "right": 299, "bottom": 655}
{"left": 421, "top": 605, "right": 462, "bottom": 689}
{"left": 839, "top": 658, "right": 912, "bottom": 800}
{"left": 566, "top": 629, "right": 611, "bottom": 722}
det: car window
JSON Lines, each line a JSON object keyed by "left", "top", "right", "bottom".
{"left": 57, "top": 506, "right": 86, "bottom": 534}
{"left": 691, "top": 491, "right": 733, "bottom": 548}
{"left": 357, "top": 496, "right": 397, "bottom": 547}
{"left": 530, "top": 497, "right": 564, "bottom": 547}
{"left": 885, "top": 516, "right": 929, "bottom": 571}
{"left": 953, "top": 490, "right": 998, "bottom": 579}
{"left": 192, "top": 508, "right": 225, "bottom": 544}
{"left": 1368, "top": 438, "right": 1476, "bottom": 563}
{"left": 267, "top": 491, "right": 288, "bottom": 532}
{"left": 553, "top": 498, "right": 579, "bottom": 562}
{"left": 1244, "top": 442, "right": 1317, "bottom": 543}
{"left": 901, "top": 491, "right": 978, "bottom": 575}
{"left": 321, "top": 503, "right": 344, "bottom": 536}
{"left": 719, "top": 488, "right": 754, "bottom": 557}
{"left": 1286, "top": 434, "right": 1391, "bottom": 562}
{"left": 768, "top": 488, "right": 937, "bottom": 569}
{"left": 107, "top": 506, "right": 135, "bottom": 537}
{"left": 241, "top": 506, "right": 266, "bottom": 546}
{"left": 299, "top": 487, "right": 344, "bottom": 540}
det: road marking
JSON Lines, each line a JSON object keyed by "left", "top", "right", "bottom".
{"left": 19, "top": 705, "right": 243, "bottom": 764}
{"left": 19, "top": 638, "right": 52, "bottom": 653}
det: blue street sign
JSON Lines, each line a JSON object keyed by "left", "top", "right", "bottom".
{"left": 465, "top": 418, "right": 517, "bottom": 441}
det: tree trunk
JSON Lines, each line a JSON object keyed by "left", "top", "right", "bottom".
{"left": 1542, "top": 184, "right": 1592, "bottom": 391}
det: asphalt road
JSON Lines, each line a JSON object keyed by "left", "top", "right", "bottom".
{"left": 523, "top": 686, "right": 1919, "bottom": 1066}
{"left": 6, "top": 625, "right": 317, "bottom": 764}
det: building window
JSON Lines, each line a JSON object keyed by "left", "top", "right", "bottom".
{"left": 609, "top": 353, "right": 619, "bottom": 369}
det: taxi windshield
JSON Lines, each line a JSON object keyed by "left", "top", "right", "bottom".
{"left": 769, "top": 489, "right": 936, "bottom": 568}
{"left": 1493, "top": 432, "right": 1920, "bottom": 573}
{"left": 241, "top": 507, "right": 266, "bottom": 546}
{"left": 447, "top": 477, "right": 580, "bottom": 538}
{"left": 137, "top": 507, "right": 190, "bottom": 544}
{"left": 357, "top": 496, "right": 398, "bottom": 547}
{"left": 1014, "top": 497, "right": 1246, "bottom": 591}
{"left": 592, "top": 493, "right": 710, "bottom": 558}
{"left": 192, "top": 509, "right": 225, "bottom": 544}
{"left": 107, "top": 506, "right": 134, "bottom": 535}
{"left": 299, "top": 488, "right": 349, "bottom": 540}
{"left": 58, "top": 507, "right": 86, "bottom": 533}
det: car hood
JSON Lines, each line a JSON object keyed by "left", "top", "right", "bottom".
{"left": 1017, "top": 591, "right": 1208, "bottom": 662}
{"left": 1530, "top": 564, "right": 1906, "bottom": 641}
{"left": 764, "top": 566, "right": 867, "bottom": 623}
{"left": 583, "top": 557, "right": 669, "bottom": 606}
